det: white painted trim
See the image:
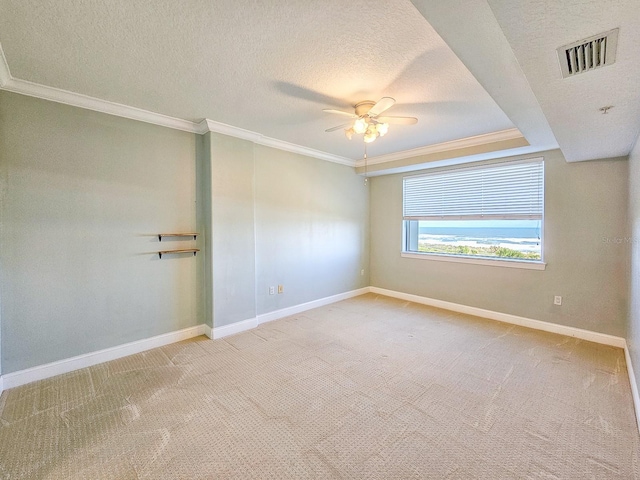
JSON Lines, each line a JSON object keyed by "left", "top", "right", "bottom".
{"left": 0, "top": 42, "right": 10, "bottom": 88}
{"left": 370, "top": 287, "right": 626, "bottom": 348}
{"left": 624, "top": 343, "right": 640, "bottom": 434}
{"left": 2, "top": 77, "right": 200, "bottom": 133}
{"left": 210, "top": 287, "right": 371, "bottom": 339}
{"left": 357, "top": 128, "right": 525, "bottom": 167}
{"left": 257, "top": 135, "right": 353, "bottom": 166}
{"left": 201, "top": 119, "right": 354, "bottom": 166}
{"left": 0, "top": 72, "right": 353, "bottom": 166}
{"left": 1, "top": 325, "right": 206, "bottom": 390}
{"left": 401, "top": 252, "right": 546, "bottom": 270}
{"left": 212, "top": 318, "right": 258, "bottom": 339}
{"left": 203, "top": 323, "right": 213, "bottom": 340}
{"left": 257, "top": 287, "right": 371, "bottom": 325}
{"left": 199, "top": 119, "right": 261, "bottom": 142}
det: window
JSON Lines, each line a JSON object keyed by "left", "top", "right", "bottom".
{"left": 403, "top": 159, "right": 544, "bottom": 265}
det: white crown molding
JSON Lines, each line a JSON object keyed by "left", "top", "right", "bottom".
{"left": 200, "top": 119, "right": 354, "bottom": 166}
{"left": 2, "top": 76, "right": 202, "bottom": 133}
{"left": 0, "top": 42, "right": 11, "bottom": 88}
{"left": 0, "top": 39, "right": 353, "bottom": 166}
{"left": 0, "top": 48, "right": 353, "bottom": 168}
{"left": 0, "top": 76, "right": 354, "bottom": 166}
{"left": 199, "top": 118, "right": 262, "bottom": 142}
{"left": 356, "top": 128, "right": 525, "bottom": 167}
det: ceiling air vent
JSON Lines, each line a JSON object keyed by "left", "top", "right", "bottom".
{"left": 557, "top": 28, "right": 619, "bottom": 78}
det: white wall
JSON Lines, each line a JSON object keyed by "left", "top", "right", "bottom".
{"left": 370, "top": 150, "right": 629, "bottom": 336}
{"left": 0, "top": 91, "right": 201, "bottom": 373}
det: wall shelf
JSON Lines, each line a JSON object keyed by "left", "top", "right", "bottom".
{"left": 158, "top": 248, "right": 200, "bottom": 259}
{"left": 158, "top": 233, "right": 198, "bottom": 241}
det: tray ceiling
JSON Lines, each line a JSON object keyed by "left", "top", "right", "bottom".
{"left": 0, "top": 0, "right": 637, "bottom": 167}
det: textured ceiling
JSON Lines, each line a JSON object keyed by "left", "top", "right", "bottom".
{"left": 487, "top": 0, "right": 640, "bottom": 162}
{"left": 0, "top": 0, "right": 515, "bottom": 160}
{"left": 1, "top": 1, "right": 637, "bottom": 165}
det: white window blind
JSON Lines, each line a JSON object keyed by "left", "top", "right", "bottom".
{"left": 403, "top": 160, "right": 544, "bottom": 220}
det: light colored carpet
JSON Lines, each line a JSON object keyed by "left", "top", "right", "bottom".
{"left": 0, "top": 293, "right": 638, "bottom": 479}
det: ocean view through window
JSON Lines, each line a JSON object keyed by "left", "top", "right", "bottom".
{"left": 403, "top": 159, "right": 544, "bottom": 263}
{"left": 408, "top": 219, "right": 541, "bottom": 260}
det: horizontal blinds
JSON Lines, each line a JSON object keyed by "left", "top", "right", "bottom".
{"left": 403, "top": 160, "right": 543, "bottom": 220}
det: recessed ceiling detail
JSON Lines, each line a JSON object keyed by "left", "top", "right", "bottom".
{"left": 0, "top": 0, "right": 521, "bottom": 166}
{"left": 4, "top": 1, "right": 636, "bottom": 168}
{"left": 557, "top": 29, "right": 619, "bottom": 78}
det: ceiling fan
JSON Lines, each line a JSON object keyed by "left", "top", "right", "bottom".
{"left": 323, "top": 97, "right": 418, "bottom": 143}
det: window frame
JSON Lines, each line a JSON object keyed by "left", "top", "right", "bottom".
{"left": 401, "top": 158, "right": 546, "bottom": 270}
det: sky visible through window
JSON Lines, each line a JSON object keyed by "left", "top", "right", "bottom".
{"left": 413, "top": 219, "right": 542, "bottom": 261}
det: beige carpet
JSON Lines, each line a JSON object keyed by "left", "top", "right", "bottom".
{"left": 0, "top": 293, "right": 638, "bottom": 479}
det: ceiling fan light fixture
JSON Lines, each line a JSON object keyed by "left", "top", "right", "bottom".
{"left": 353, "top": 118, "right": 368, "bottom": 134}
{"left": 363, "top": 130, "right": 378, "bottom": 143}
{"left": 376, "top": 123, "right": 389, "bottom": 136}
{"left": 344, "top": 127, "right": 355, "bottom": 140}
{"left": 323, "top": 97, "right": 416, "bottom": 144}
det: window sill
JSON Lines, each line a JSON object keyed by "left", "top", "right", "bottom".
{"left": 401, "top": 252, "right": 546, "bottom": 270}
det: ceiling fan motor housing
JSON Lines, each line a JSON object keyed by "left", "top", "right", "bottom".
{"left": 354, "top": 101, "right": 376, "bottom": 117}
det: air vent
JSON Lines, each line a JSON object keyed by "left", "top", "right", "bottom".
{"left": 557, "top": 28, "right": 619, "bottom": 78}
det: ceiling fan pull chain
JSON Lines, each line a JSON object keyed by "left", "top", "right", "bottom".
{"left": 364, "top": 144, "right": 368, "bottom": 185}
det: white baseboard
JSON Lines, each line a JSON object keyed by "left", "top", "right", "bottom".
{"left": 212, "top": 317, "right": 258, "bottom": 339}
{"left": 2, "top": 285, "right": 637, "bottom": 436}
{"left": 209, "top": 287, "right": 371, "bottom": 338}
{"left": 370, "top": 287, "right": 626, "bottom": 348}
{"left": 624, "top": 343, "right": 640, "bottom": 434}
{"left": 1, "top": 324, "right": 206, "bottom": 391}
{"left": 203, "top": 323, "right": 213, "bottom": 340}
{"left": 256, "top": 287, "right": 371, "bottom": 325}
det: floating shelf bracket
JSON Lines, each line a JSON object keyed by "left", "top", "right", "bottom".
{"left": 158, "top": 233, "right": 198, "bottom": 242}
{"left": 158, "top": 248, "right": 200, "bottom": 259}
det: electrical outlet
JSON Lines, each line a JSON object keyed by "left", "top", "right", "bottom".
{"left": 554, "top": 295, "right": 562, "bottom": 305}
{"left": 269, "top": 286, "right": 275, "bottom": 295}
{"left": 278, "top": 285, "right": 284, "bottom": 294}
{"left": 360, "top": 269, "right": 365, "bottom": 276}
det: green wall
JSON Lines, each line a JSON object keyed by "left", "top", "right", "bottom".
{"left": 199, "top": 134, "right": 370, "bottom": 328}
{"left": 0, "top": 92, "right": 371, "bottom": 372}
{"left": 370, "top": 150, "right": 629, "bottom": 337}
{"left": 1, "top": 87, "right": 632, "bottom": 379}
{"left": 0, "top": 91, "right": 201, "bottom": 373}
{"left": 628, "top": 139, "right": 640, "bottom": 389}
{"left": 201, "top": 132, "right": 257, "bottom": 328}
{"left": 255, "top": 145, "right": 370, "bottom": 314}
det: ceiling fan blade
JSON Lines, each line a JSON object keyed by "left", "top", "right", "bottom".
{"left": 368, "top": 97, "right": 396, "bottom": 117}
{"left": 376, "top": 116, "right": 418, "bottom": 125}
{"left": 325, "top": 122, "right": 352, "bottom": 133}
{"left": 323, "top": 109, "right": 357, "bottom": 118}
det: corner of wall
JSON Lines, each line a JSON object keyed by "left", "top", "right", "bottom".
{"left": 626, "top": 130, "right": 640, "bottom": 431}
{"left": 196, "top": 132, "right": 213, "bottom": 329}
